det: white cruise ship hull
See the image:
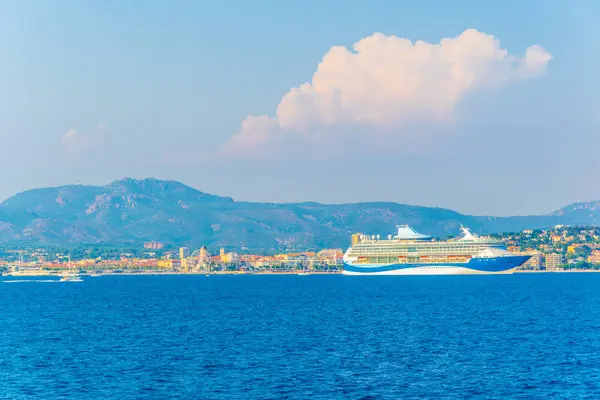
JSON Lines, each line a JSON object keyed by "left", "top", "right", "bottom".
{"left": 342, "top": 266, "right": 518, "bottom": 276}
{"left": 342, "top": 255, "right": 530, "bottom": 276}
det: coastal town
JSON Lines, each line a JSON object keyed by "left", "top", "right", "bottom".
{"left": 492, "top": 225, "right": 600, "bottom": 271}
{"left": 0, "top": 241, "right": 345, "bottom": 276}
{"left": 3, "top": 225, "right": 600, "bottom": 276}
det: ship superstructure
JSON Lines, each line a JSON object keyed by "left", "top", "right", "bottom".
{"left": 342, "top": 225, "right": 530, "bottom": 275}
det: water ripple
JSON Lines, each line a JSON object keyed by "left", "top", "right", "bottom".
{"left": 1, "top": 274, "right": 600, "bottom": 398}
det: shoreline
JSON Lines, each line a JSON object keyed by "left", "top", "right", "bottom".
{"left": 5, "top": 269, "right": 600, "bottom": 277}
{"left": 3, "top": 271, "right": 342, "bottom": 277}
{"left": 2, "top": 269, "right": 600, "bottom": 278}
{"left": 515, "top": 269, "right": 600, "bottom": 273}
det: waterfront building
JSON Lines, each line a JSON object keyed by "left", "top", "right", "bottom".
{"left": 179, "top": 247, "right": 190, "bottom": 259}
{"left": 157, "top": 259, "right": 181, "bottom": 269}
{"left": 221, "top": 252, "right": 233, "bottom": 263}
{"left": 545, "top": 253, "right": 564, "bottom": 271}
{"left": 197, "top": 245, "right": 210, "bottom": 267}
{"left": 199, "top": 245, "right": 209, "bottom": 259}
{"left": 521, "top": 251, "right": 543, "bottom": 270}
{"left": 181, "top": 258, "right": 189, "bottom": 272}
{"left": 317, "top": 249, "right": 344, "bottom": 265}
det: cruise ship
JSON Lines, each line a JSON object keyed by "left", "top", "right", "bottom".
{"left": 342, "top": 225, "right": 530, "bottom": 275}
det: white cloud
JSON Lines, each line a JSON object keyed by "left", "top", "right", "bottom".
{"left": 518, "top": 44, "right": 553, "bottom": 78}
{"left": 62, "top": 127, "right": 104, "bottom": 154}
{"left": 223, "top": 29, "right": 552, "bottom": 156}
{"left": 219, "top": 115, "right": 279, "bottom": 157}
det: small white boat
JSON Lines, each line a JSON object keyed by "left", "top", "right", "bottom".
{"left": 298, "top": 272, "right": 311, "bottom": 276}
{"left": 60, "top": 253, "right": 83, "bottom": 282}
{"left": 60, "top": 274, "right": 83, "bottom": 282}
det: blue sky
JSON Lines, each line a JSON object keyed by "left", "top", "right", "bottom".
{"left": 0, "top": 0, "right": 598, "bottom": 216}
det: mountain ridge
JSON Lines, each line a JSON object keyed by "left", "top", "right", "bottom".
{"left": 0, "top": 177, "right": 595, "bottom": 250}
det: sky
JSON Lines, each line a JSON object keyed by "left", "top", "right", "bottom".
{"left": 0, "top": 0, "right": 599, "bottom": 216}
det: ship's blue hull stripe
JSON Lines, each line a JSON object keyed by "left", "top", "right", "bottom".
{"left": 343, "top": 255, "right": 531, "bottom": 273}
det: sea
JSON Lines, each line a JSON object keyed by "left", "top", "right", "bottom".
{"left": 1, "top": 274, "right": 600, "bottom": 399}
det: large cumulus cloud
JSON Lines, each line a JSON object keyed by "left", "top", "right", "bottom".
{"left": 223, "top": 29, "right": 552, "bottom": 156}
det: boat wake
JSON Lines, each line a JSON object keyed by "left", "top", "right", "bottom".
{"left": 3, "top": 279, "right": 61, "bottom": 283}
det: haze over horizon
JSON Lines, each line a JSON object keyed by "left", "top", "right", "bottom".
{"left": 2, "top": 0, "right": 599, "bottom": 217}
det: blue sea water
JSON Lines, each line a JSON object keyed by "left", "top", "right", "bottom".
{"left": 1, "top": 274, "right": 600, "bottom": 399}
